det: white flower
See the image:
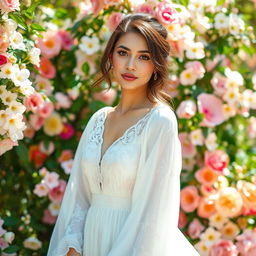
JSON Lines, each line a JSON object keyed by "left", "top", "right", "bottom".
{"left": 61, "top": 159, "right": 73, "bottom": 174}
{"left": 0, "top": 63, "right": 16, "bottom": 79}
{"left": 185, "top": 42, "right": 205, "bottom": 59}
{"left": 225, "top": 68, "right": 243, "bottom": 88}
{"left": 229, "top": 13, "right": 245, "bottom": 35}
{"left": 200, "top": 227, "right": 221, "bottom": 246}
{"left": 223, "top": 104, "right": 236, "bottom": 119}
{"left": 223, "top": 88, "right": 240, "bottom": 105}
{"left": 23, "top": 237, "right": 42, "bottom": 250}
{"left": 214, "top": 13, "right": 229, "bottom": 29}
{"left": 43, "top": 172, "right": 59, "bottom": 189}
{"left": 11, "top": 68, "right": 30, "bottom": 87}
{"left": 194, "top": 240, "right": 210, "bottom": 256}
{"left": 205, "top": 132, "right": 218, "bottom": 151}
{"left": 79, "top": 36, "right": 100, "bottom": 55}
{"left": 19, "top": 83, "right": 35, "bottom": 96}
{"left": 3, "top": 113, "right": 26, "bottom": 141}
{"left": 0, "top": 110, "right": 8, "bottom": 127}
{"left": 4, "top": 231, "right": 15, "bottom": 244}
{"left": 209, "top": 212, "right": 229, "bottom": 229}
{"left": 6, "top": 101, "right": 26, "bottom": 115}
{"left": 190, "top": 129, "right": 204, "bottom": 146}
{"left": 180, "top": 68, "right": 198, "bottom": 85}
{"left": 0, "top": 85, "right": 7, "bottom": 97}
{"left": 1, "top": 91, "right": 17, "bottom": 105}
{"left": 192, "top": 14, "right": 211, "bottom": 34}
{"left": 4, "top": 19, "right": 17, "bottom": 35}
{"left": 48, "top": 202, "right": 61, "bottom": 216}
{"left": 188, "top": 0, "right": 205, "bottom": 12}
{"left": 29, "top": 47, "right": 41, "bottom": 67}
{"left": 9, "top": 31, "right": 26, "bottom": 51}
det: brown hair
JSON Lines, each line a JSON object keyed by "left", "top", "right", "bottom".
{"left": 92, "top": 13, "right": 173, "bottom": 108}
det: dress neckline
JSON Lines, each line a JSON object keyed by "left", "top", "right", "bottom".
{"left": 99, "top": 104, "right": 163, "bottom": 164}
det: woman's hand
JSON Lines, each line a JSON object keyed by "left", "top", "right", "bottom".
{"left": 66, "top": 247, "right": 81, "bottom": 256}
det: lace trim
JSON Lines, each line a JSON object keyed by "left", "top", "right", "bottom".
{"left": 89, "top": 107, "right": 157, "bottom": 146}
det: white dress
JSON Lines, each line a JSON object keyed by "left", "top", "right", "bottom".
{"left": 47, "top": 103, "right": 200, "bottom": 256}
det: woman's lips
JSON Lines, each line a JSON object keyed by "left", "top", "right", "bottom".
{"left": 121, "top": 74, "right": 138, "bottom": 81}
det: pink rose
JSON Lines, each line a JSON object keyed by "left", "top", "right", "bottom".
{"left": 59, "top": 123, "right": 75, "bottom": 140}
{"left": 37, "top": 57, "right": 56, "bottom": 79}
{"left": 0, "top": 54, "right": 8, "bottom": 66}
{"left": 29, "top": 114, "right": 44, "bottom": 131}
{"left": 134, "top": 4, "right": 155, "bottom": 16}
{"left": 0, "top": 138, "right": 18, "bottom": 156}
{"left": 180, "top": 185, "right": 200, "bottom": 213}
{"left": 236, "top": 229, "right": 256, "bottom": 255}
{"left": 42, "top": 209, "right": 57, "bottom": 225}
{"left": 248, "top": 116, "right": 256, "bottom": 139}
{"left": 188, "top": 218, "right": 204, "bottom": 239}
{"left": 178, "top": 132, "right": 196, "bottom": 158}
{"left": 0, "top": 237, "right": 8, "bottom": 250}
{"left": 58, "top": 30, "right": 74, "bottom": 51}
{"left": 54, "top": 92, "right": 72, "bottom": 109}
{"left": 178, "top": 210, "right": 188, "bottom": 229}
{"left": 37, "top": 101, "right": 54, "bottom": 118}
{"left": 0, "top": 0, "right": 20, "bottom": 14}
{"left": 155, "top": 1, "right": 179, "bottom": 25}
{"left": 210, "top": 239, "right": 238, "bottom": 256}
{"left": 33, "top": 183, "right": 49, "bottom": 197}
{"left": 210, "top": 73, "right": 227, "bottom": 97}
{"left": 48, "top": 180, "right": 67, "bottom": 203}
{"left": 176, "top": 100, "right": 197, "bottom": 119}
{"left": 36, "top": 31, "right": 62, "bottom": 59}
{"left": 106, "top": 12, "right": 124, "bottom": 33}
{"left": 24, "top": 92, "right": 45, "bottom": 113}
{"left": 204, "top": 150, "right": 229, "bottom": 174}
{"left": 197, "top": 93, "right": 225, "bottom": 127}
{"left": 167, "top": 39, "right": 185, "bottom": 58}
{"left": 92, "top": 88, "right": 117, "bottom": 105}
{"left": 90, "top": 0, "right": 105, "bottom": 16}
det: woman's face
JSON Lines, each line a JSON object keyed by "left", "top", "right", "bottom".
{"left": 111, "top": 31, "right": 155, "bottom": 90}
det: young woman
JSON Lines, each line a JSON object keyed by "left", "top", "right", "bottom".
{"left": 47, "top": 13, "right": 199, "bottom": 256}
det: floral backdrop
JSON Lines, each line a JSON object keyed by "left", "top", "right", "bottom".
{"left": 0, "top": 0, "right": 256, "bottom": 255}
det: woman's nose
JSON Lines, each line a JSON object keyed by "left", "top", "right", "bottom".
{"left": 126, "top": 57, "right": 136, "bottom": 71}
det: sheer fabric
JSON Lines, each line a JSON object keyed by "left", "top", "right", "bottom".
{"left": 47, "top": 104, "right": 199, "bottom": 256}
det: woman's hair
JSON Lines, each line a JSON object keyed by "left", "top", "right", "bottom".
{"left": 92, "top": 13, "right": 173, "bottom": 107}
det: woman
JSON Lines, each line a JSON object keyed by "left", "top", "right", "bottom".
{"left": 47, "top": 13, "right": 200, "bottom": 256}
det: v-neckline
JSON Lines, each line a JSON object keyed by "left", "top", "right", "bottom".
{"left": 99, "top": 104, "right": 162, "bottom": 164}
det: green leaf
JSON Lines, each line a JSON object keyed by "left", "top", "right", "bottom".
{"left": 15, "top": 141, "right": 29, "bottom": 168}
{"left": 217, "top": 0, "right": 225, "bottom": 5}
{"left": 31, "top": 23, "right": 46, "bottom": 32}
{"left": 179, "top": 0, "right": 189, "bottom": 7}
{"left": 3, "top": 245, "right": 19, "bottom": 253}
{"left": 8, "top": 13, "right": 28, "bottom": 31}
{"left": 3, "top": 216, "right": 19, "bottom": 226}
{"left": 82, "top": 62, "right": 90, "bottom": 76}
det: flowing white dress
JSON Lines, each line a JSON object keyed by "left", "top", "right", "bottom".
{"left": 47, "top": 103, "right": 200, "bottom": 256}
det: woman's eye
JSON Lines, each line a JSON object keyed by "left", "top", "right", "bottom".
{"left": 117, "top": 50, "right": 127, "bottom": 56}
{"left": 140, "top": 55, "right": 150, "bottom": 60}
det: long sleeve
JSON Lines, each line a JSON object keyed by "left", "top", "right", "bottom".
{"left": 47, "top": 111, "right": 97, "bottom": 256}
{"left": 107, "top": 109, "right": 199, "bottom": 256}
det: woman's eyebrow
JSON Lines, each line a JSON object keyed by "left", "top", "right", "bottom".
{"left": 117, "top": 45, "right": 150, "bottom": 53}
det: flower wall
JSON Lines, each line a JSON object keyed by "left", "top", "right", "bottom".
{"left": 0, "top": 0, "right": 256, "bottom": 255}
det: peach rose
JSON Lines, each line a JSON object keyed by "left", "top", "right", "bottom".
{"left": 36, "top": 31, "right": 62, "bottom": 59}
{"left": 37, "top": 101, "right": 54, "bottom": 118}
{"left": 215, "top": 187, "right": 243, "bottom": 218}
{"left": 48, "top": 180, "right": 66, "bottom": 202}
{"left": 0, "top": 138, "right": 18, "bottom": 156}
{"left": 197, "top": 196, "right": 216, "bottom": 218}
{"left": 195, "top": 166, "right": 219, "bottom": 186}
{"left": 37, "top": 57, "right": 56, "bottom": 79}
{"left": 180, "top": 185, "right": 200, "bottom": 213}
{"left": 178, "top": 210, "right": 188, "bottom": 229}
{"left": 90, "top": 0, "right": 105, "bottom": 16}
{"left": 24, "top": 92, "right": 45, "bottom": 114}
{"left": 237, "top": 180, "right": 256, "bottom": 210}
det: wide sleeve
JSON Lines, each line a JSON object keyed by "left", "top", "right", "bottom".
{"left": 107, "top": 109, "right": 199, "bottom": 256}
{"left": 47, "top": 110, "right": 98, "bottom": 256}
